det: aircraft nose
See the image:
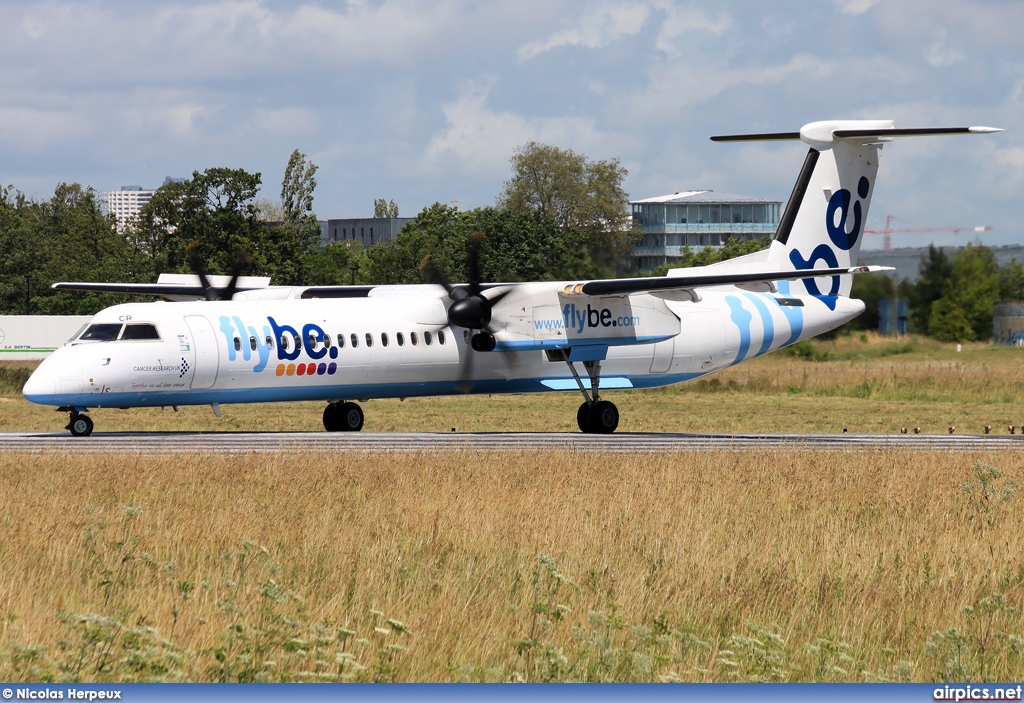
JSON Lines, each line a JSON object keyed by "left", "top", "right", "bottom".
{"left": 23, "top": 351, "right": 84, "bottom": 406}
{"left": 22, "top": 366, "right": 57, "bottom": 405}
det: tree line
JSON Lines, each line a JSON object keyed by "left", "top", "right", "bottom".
{"left": 850, "top": 244, "right": 1024, "bottom": 341}
{"left": 0, "top": 143, "right": 637, "bottom": 315}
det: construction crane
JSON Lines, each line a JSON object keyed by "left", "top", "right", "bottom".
{"left": 865, "top": 215, "right": 993, "bottom": 250}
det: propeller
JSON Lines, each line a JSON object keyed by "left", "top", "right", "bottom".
{"left": 421, "top": 232, "right": 516, "bottom": 392}
{"left": 187, "top": 247, "right": 249, "bottom": 301}
{"left": 422, "top": 233, "right": 514, "bottom": 338}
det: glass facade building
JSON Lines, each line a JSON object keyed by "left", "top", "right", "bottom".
{"left": 632, "top": 190, "right": 781, "bottom": 272}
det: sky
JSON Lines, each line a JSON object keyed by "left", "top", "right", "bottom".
{"left": 0, "top": 0, "right": 1021, "bottom": 251}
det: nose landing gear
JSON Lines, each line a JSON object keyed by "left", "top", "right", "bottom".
{"left": 323, "top": 401, "right": 364, "bottom": 432}
{"left": 66, "top": 412, "right": 94, "bottom": 437}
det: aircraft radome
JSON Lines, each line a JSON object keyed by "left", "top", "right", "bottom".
{"left": 23, "top": 119, "right": 1001, "bottom": 436}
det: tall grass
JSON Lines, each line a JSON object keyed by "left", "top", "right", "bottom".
{"left": 1, "top": 449, "right": 1022, "bottom": 682}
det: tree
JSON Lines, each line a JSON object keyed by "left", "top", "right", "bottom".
{"left": 999, "top": 258, "right": 1024, "bottom": 301}
{"left": 846, "top": 271, "right": 898, "bottom": 332}
{"left": 304, "top": 241, "right": 370, "bottom": 286}
{"left": 948, "top": 244, "right": 1000, "bottom": 340}
{"left": 908, "top": 244, "right": 953, "bottom": 333}
{"left": 928, "top": 297, "right": 976, "bottom": 342}
{"left": 279, "top": 150, "right": 322, "bottom": 276}
{"left": 497, "top": 141, "right": 636, "bottom": 276}
{"left": 365, "top": 203, "right": 596, "bottom": 285}
{"left": 281, "top": 150, "right": 318, "bottom": 227}
{"left": 254, "top": 197, "right": 286, "bottom": 222}
{"left": 648, "top": 237, "right": 771, "bottom": 276}
{"left": 133, "top": 168, "right": 267, "bottom": 277}
{"left": 374, "top": 198, "right": 399, "bottom": 218}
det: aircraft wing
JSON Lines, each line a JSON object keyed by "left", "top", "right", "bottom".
{"left": 580, "top": 265, "right": 892, "bottom": 296}
{"left": 51, "top": 273, "right": 276, "bottom": 298}
{"left": 50, "top": 281, "right": 270, "bottom": 297}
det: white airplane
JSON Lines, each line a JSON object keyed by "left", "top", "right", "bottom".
{"left": 23, "top": 119, "right": 998, "bottom": 436}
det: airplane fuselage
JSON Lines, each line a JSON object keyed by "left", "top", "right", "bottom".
{"left": 23, "top": 283, "right": 863, "bottom": 411}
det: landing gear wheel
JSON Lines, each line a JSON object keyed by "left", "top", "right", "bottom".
{"left": 577, "top": 402, "right": 593, "bottom": 433}
{"left": 338, "top": 402, "right": 364, "bottom": 432}
{"left": 69, "top": 414, "right": 94, "bottom": 437}
{"left": 588, "top": 400, "right": 619, "bottom": 434}
{"left": 323, "top": 403, "right": 342, "bottom": 432}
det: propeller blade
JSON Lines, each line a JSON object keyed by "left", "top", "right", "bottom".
{"left": 455, "top": 339, "right": 475, "bottom": 394}
{"left": 421, "top": 254, "right": 457, "bottom": 297}
{"left": 189, "top": 260, "right": 217, "bottom": 302}
{"left": 220, "top": 250, "right": 251, "bottom": 301}
{"left": 465, "top": 232, "right": 484, "bottom": 296}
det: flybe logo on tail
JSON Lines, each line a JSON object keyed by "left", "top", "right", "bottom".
{"left": 789, "top": 175, "right": 870, "bottom": 299}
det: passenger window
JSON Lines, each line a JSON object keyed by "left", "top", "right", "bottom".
{"left": 424, "top": 331, "right": 432, "bottom": 346}
{"left": 365, "top": 333, "right": 374, "bottom": 348}
{"left": 250, "top": 336, "right": 257, "bottom": 351}
{"left": 266, "top": 335, "right": 274, "bottom": 350}
{"left": 293, "top": 334, "right": 302, "bottom": 351}
{"left": 438, "top": 330, "right": 446, "bottom": 345}
{"left": 410, "top": 331, "right": 419, "bottom": 346}
{"left": 381, "top": 333, "right": 389, "bottom": 347}
{"left": 324, "top": 334, "right": 331, "bottom": 348}
{"left": 351, "top": 333, "right": 358, "bottom": 348}
{"left": 233, "top": 337, "right": 241, "bottom": 352}
{"left": 337, "top": 334, "right": 345, "bottom": 349}
{"left": 396, "top": 332, "right": 404, "bottom": 346}
{"left": 281, "top": 335, "right": 291, "bottom": 352}
{"left": 120, "top": 323, "right": 161, "bottom": 340}
{"left": 308, "top": 332, "right": 318, "bottom": 350}
{"left": 79, "top": 323, "right": 123, "bottom": 341}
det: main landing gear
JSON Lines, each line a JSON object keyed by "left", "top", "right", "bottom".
{"left": 66, "top": 411, "right": 94, "bottom": 437}
{"left": 565, "top": 358, "right": 619, "bottom": 434}
{"left": 323, "top": 401, "right": 364, "bottom": 432}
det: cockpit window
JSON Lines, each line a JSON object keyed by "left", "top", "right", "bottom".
{"left": 120, "top": 323, "right": 161, "bottom": 341}
{"left": 67, "top": 324, "right": 89, "bottom": 344}
{"left": 79, "top": 323, "right": 123, "bottom": 341}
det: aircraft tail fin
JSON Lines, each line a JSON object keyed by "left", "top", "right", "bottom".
{"left": 711, "top": 120, "right": 1001, "bottom": 298}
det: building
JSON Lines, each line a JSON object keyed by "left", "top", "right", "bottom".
{"left": 103, "top": 186, "right": 154, "bottom": 228}
{"left": 321, "top": 217, "right": 413, "bottom": 249}
{"left": 631, "top": 191, "right": 781, "bottom": 272}
{"left": 102, "top": 177, "right": 185, "bottom": 229}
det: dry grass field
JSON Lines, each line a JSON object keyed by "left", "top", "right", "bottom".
{"left": 0, "top": 449, "right": 1022, "bottom": 682}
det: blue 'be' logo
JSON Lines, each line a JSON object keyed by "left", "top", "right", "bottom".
{"left": 789, "top": 176, "right": 870, "bottom": 301}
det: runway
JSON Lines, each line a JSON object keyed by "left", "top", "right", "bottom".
{"left": 0, "top": 430, "right": 1021, "bottom": 454}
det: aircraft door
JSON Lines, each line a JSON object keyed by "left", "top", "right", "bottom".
{"left": 649, "top": 338, "right": 674, "bottom": 373}
{"left": 686, "top": 312, "right": 727, "bottom": 372}
{"left": 184, "top": 315, "right": 220, "bottom": 389}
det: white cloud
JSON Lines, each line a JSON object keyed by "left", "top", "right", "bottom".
{"left": 617, "top": 53, "right": 836, "bottom": 127}
{"left": 517, "top": 2, "right": 649, "bottom": 60}
{"left": 835, "top": 0, "right": 880, "bottom": 15}
{"left": 924, "top": 29, "right": 964, "bottom": 68}
{"left": 653, "top": 2, "right": 732, "bottom": 58}
{"left": 424, "top": 81, "right": 599, "bottom": 176}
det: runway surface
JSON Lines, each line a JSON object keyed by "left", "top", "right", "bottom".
{"left": 1, "top": 430, "right": 1021, "bottom": 454}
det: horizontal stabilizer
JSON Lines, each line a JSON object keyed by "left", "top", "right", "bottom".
{"left": 712, "top": 120, "right": 1002, "bottom": 149}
